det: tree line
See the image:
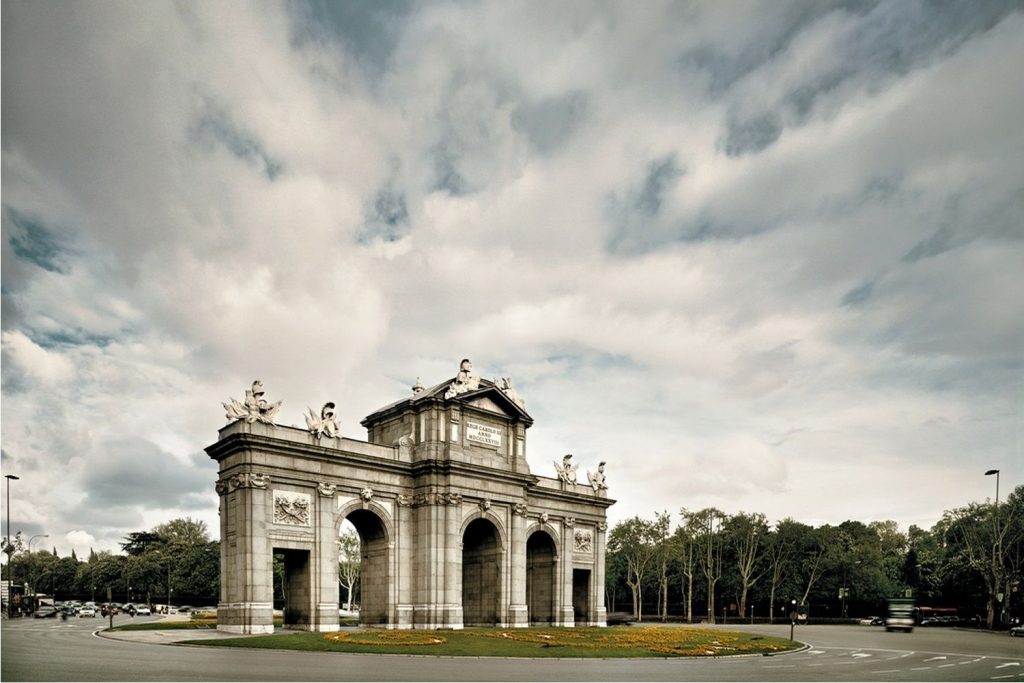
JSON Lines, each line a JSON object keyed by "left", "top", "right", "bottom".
{"left": 5, "top": 517, "right": 362, "bottom": 613}
{"left": 606, "top": 484, "right": 1023, "bottom": 629}
{"left": 5, "top": 517, "right": 219, "bottom": 607}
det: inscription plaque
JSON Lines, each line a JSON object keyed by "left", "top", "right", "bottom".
{"left": 465, "top": 419, "right": 501, "bottom": 448}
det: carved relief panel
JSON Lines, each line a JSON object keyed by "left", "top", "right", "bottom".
{"left": 273, "top": 490, "right": 311, "bottom": 527}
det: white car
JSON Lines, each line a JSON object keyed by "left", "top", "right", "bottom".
{"left": 78, "top": 606, "right": 97, "bottom": 618}
{"left": 134, "top": 605, "right": 152, "bottom": 616}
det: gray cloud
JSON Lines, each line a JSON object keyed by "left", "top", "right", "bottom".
{"left": 1, "top": 0, "right": 1020, "bottom": 553}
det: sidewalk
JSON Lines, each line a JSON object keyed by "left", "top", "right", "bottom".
{"left": 97, "top": 615, "right": 283, "bottom": 645}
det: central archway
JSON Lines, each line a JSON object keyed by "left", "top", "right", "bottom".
{"left": 461, "top": 518, "right": 502, "bottom": 626}
{"left": 345, "top": 508, "right": 389, "bottom": 626}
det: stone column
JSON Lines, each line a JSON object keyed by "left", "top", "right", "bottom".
{"left": 442, "top": 495, "right": 464, "bottom": 628}
{"left": 507, "top": 504, "right": 528, "bottom": 627}
{"left": 395, "top": 495, "right": 415, "bottom": 629}
{"left": 558, "top": 518, "right": 575, "bottom": 627}
{"left": 313, "top": 483, "right": 340, "bottom": 632}
{"left": 593, "top": 522, "right": 608, "bottom": 626}
{"left": 219, "top": 472, "right": 274, "bottom": 634}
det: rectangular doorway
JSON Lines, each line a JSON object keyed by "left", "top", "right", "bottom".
{"left": 572, "top": 568, "right": 590, "bottom": 626}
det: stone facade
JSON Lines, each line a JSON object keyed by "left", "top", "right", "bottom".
{"left": 207, "top": 366, "right": 614, "bottom": 632}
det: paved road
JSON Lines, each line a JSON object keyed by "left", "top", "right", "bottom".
{"left": 2, "top": 616, "right": 1021, "bottom": 681}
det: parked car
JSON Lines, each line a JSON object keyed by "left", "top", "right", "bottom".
{"left": 78, "top": 606, "right": 97, "bottom": 618}
{"left": 1010, "top": 624, "right": 1023, "bottom": 637}
{"left": 33, "top": 606, "right": 58, "bottom": 618}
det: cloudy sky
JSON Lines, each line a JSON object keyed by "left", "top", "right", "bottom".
{"left": 2, "top": 0, "right": 1022, "bottom": 557}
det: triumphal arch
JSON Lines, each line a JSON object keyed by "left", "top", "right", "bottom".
{"left": 207, "top": 360, "right": 614, "bottom": 633}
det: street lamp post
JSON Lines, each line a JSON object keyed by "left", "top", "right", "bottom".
{"left": 28, "top": 534, "right": 49, "bottom": 553}
{"left": 4, "top": 474, "right": 20, "bottom": 618}
{"left": 985, "top": 469, "right": 1000, "bottom": 507}
{"left": 841, "top": 560, "right": 861, "bottom": 619}
{"left": 26, "top": 534, "right": 48, "bottom": 606}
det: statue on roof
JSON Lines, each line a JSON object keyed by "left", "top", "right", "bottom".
{"left": 554, "top": 453, "right": 578, "bottom": 485}
{"left": 500, "top": 376, "right": 525, "bottom": 408}
{"left": 444, "top": 358, "right": 481, "bottom": 399}
{"left": 305, "top": 401, "right": 340, "bottom": 439}
{"left": 223, "top": 380, "right": 282, "bottom": 425}
{"left": 587, "top": 461, "right": 607, "bottom": 494}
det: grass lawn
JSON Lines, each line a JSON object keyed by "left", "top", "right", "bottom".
{"left": 180, "top": 626, "right": 797, "bottom": 658}
{"left": 111, "top": 618, "right": 284, "bottom": 631}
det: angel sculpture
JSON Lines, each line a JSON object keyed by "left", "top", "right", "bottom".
{"left": 554, "top": 453, "right": 578, "bottom": 484}
{"left": 223, "top": 380, "right": 282, "bottom": 425}
{"left": 305, "top": 402, "right": 340, "bottom": 439}
{"left": 587, "top": 461, "right": 608, "bottom": 493}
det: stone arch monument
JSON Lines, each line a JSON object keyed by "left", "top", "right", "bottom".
{"left": 207, "top": 360, "right": 614, "bottom": 633}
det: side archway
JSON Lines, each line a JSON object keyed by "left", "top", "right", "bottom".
{"left": 526, "top": 529, "right": 558, "bottom": 625}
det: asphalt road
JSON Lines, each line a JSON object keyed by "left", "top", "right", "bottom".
{"left": 2, "top": 615, "right": 1021, "bottom": 681}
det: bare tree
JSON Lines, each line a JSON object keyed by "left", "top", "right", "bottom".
{"left": 652, "top": 512, "right": 671, "bottom": 621}
{"left": 338, "top": 529, "right": 360, "bottom": 610}
{"left": 766, "top": 520, "right": 797, "bottom": 623}
{"left": 693, "top": 508, "right": 725, "bottom": 624}
{"left": 608, "top": 516, "right": 663, "bottom": 621}
{"left": 677, "top": 509, "right": 703, "bottom": 623}
{"left": 728, "top": 512, "right": 769, "bottom": 620}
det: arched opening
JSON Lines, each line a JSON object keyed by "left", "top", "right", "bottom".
{"left": 526, "top": 530, "right": 557, "bottom": 625}
{"left": 462, "top": 518, "right": 501, "bottom": 626}
{"left": 345, "top": 509, "right": 389, "bottom": 626}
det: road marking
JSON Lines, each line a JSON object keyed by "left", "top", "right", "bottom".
{"left": 939, "top": 664, "right": 956, "bottom": 668}
{"left": 852, "top": 653, "right": 872, "bottom": 658}
{"left": 808, "top": 650, "right": 825, "bottom": 655}
{"left": 923, "top": 656, "right": 948, "bottom": 662}
{"left": 911, "top": 667, "right": 932, "bottom": 671}
{"left": 991, "top": 675, "right": 1014, "bottom": 680}
{"left": 870, "top": 669, "right": 900, "bottom": 674}
{"left": 996, "top": 664, "right": 1022, "bottom": 669}
{"left": 764, "top": 665, "right": 795, "bottom": 669}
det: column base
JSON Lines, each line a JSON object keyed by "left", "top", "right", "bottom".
{"left": 217, "top": 602, "right": 274, "bottom": 634}
{"left": 412, "top": 604, "right": 464, "bottom": 630}
{"left": 507, "top": 604, "right": 529, "bottom": 627}
{"left": 558, "top": 606, "right": 575, "bottom": 627}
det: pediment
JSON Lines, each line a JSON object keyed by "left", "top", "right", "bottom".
{"left": 466, "top": 395, "right": 507, "bottom": 416}
{"left": 453, "top": 383, "right": 533, "bottom": 425}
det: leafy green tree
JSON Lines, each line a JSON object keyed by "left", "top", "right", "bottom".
{"left": 607, "top": 515, "right": 664, "bottom": 621}
{"left": 692, "top": 508, "right": 727, "bottom": 623}
{"left": 154, "top": 517, "right": 210, "bottom": 546}
{"left": 724, "top": 511, "right": 769, "bottom": 620}
{"left": 675, "top": 510, "right": 703, "bottom": 623}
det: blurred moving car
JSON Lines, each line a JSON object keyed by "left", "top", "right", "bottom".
{"left": 78, "top": 606, "right": 97, "bottom": 618}
{"left": 1010, "top": 624, "right": 1023, "bottom": 637}
{"left": 134, "top": 605, "right": 152, "bottom": 616}
{"left": 33, "top": 606, "right": 58, "bottom": 618}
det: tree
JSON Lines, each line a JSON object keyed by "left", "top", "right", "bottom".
{"left": 607, "top": 516, "right": 663, "bottom": 621}
{"left": 650, "top": 512, "right": 672, "bottom": 621}
{"left": 942, "top": 495, "right": 1016, "bottom": 628}
{"left": 766, "top": 519, "right": 800, "bottom": 623}
{"left": 120, "top": 531, "right": 163, "bottom": 556}
{"left": 692, "top": 508, "right": 726, "bottom": 623}
{"left": 338, "top": 529, "right": 360, "bottom": 610}
{"left": 154, "top": 517, "right": 210, "bottom": 546}
{"left": 676, "top": 510, "right": 704, "bottom": 623}
{"left": 726, "top": 511, "right": 769, "bottom": 620}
